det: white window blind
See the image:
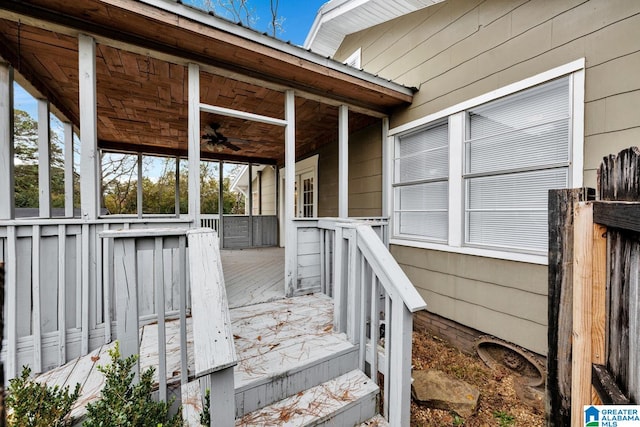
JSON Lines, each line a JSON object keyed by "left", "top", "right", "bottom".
{"left": 464, "top": 77, "right": 570, "bottom": 252}
{"left": 393, "top": 122, "right": 448, "bottom": 241}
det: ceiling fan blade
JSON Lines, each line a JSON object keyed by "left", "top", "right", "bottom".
{"left": 223, "top": 141, "right": 242, "bottom": 151}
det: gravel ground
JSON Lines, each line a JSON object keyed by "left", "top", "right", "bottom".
{"left": 410, "top": 331, "right": 545, "bottom": 426}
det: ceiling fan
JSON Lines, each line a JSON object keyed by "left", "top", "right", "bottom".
{"left": 202, "top": 123, "right": 242, "bottom": 152}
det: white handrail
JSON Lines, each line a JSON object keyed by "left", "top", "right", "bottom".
{"left": 355, "top": 224, "right": 426, "bottom": 313}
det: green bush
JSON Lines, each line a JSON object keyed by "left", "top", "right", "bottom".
{"left": 83, "top": 342, "right": 183, "bottom": 427}
{"left": 199, "top": 388, "right": 210, "bottom": 427}
{"left": 7, "top": 365, "right": 81, "bottom": 427}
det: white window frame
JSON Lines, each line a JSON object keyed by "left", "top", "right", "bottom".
{"left": 387, "top": 59, "right": 585, "bottom": 265}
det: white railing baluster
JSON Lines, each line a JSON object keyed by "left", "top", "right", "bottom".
{"left": 388, "top": 298, "right": 413, "bottom": 427}
{"left": 81, "top": 224, "right": 90, "bottom": 355}
{"left": 370, "top": 275, "right": 379, "bottom": 385}
{"left": 333, "top": 226, "right": 345, "bottom": 333}
{"left": 383, "top": 294, "right": 391, "bottom": 419}
{"left": 359, "top": 254, "right": 367, "bottom": 371}
{"left": 103, "top": 225, "right": 112, "bottom": 344}
{"left": 155, "top": 237, "right": 167, "bottom": 401}
{"left": 345, "top": 228, "right": 359, "bottom": 342}
{"left": 319, "top": 229, "right": 325, "bottom": 294}
{"left": 32, "top": 225, "right": 42, "bottom": 373}
{"left": 179, "top": 235, "right": 188, "bottom": 385}
{"left": 58, "top": 224, "right": 67, "bottom": 366}
{"left": 7, "top": 225, "right": 17, "bottom": 379}
{"left": 75, "top": 232, "right": 82, "bottom": 334}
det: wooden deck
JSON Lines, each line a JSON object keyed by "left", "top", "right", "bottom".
{"left": 36, "top": 293, "right": 348, "bottom": 424}
{"left": 222, "top": 247, "right": 285, "bottom": 308}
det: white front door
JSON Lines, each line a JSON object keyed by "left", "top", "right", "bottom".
{"left": 279, "top": 155, "right": 318, "bottom": 246}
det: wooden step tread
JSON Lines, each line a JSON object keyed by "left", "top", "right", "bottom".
{"left": 235, "top": 369, "right": 379, "bottom": 426}
{"left": 360, "top": 414, "right": 389, "bottom": 426}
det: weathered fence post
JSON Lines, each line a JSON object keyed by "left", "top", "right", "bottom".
{"left": 547, "top": 187, "right": 594, "bottom": 427}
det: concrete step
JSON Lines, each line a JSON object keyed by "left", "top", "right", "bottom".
{"left": 235, "top": 369, "right": 379, "bottom": 427}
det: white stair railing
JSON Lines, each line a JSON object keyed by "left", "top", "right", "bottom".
{"left": 318, "top": 219, "right": 426, "bottom": 426}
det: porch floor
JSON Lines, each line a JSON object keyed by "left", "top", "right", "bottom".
{"left": 35, "top": 293, "right": 344, "bottom": 423}
{"left": 222, "top": 247, "right": 285, "bottom": 308}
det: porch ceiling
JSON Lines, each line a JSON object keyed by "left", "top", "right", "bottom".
{"left": 0, "top": 0, "right": 413, "bottom": 165}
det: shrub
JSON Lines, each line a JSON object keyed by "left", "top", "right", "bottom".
{"left": 83, "top": 342, "right": 182, "bottom": 427}
{"left": 6, "top": 365, "right": 81, "bottom": 427}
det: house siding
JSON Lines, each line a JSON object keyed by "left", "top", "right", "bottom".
{"left": 334, "top": 0, "right": 640, "bottom": 355}
{"left": 315, "top": 122, "right": 383, "bottom": 218}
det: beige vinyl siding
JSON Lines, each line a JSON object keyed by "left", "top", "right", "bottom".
{"left": 335, "top": 0, "right": 640, "bottom": 354}
{"left": 258, "top": 166, "right": 277, "bottom": 215}
{"left": 314, "top": 122, "right": 383, "bottom": 218}
{"left": 391, "top": 245, "right": 548, "bottom": 354}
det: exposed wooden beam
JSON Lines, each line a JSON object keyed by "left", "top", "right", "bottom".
{"left": 98, "top": 139, "right": 278, "bottom": 165}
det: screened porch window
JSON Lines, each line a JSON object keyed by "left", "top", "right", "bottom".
{"left": 393, "top": 122, "right": 448, "bottom": 241}
{"left": 464, "top": 77, "right": 570, "bottom": 252}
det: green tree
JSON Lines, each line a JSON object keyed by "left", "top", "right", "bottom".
{"left": 13, "top": 109, "right": 79, "bottom": 210}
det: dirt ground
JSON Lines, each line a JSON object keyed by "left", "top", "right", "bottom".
{"left": 410, "top": 330, "right": 545, "bottom": 426}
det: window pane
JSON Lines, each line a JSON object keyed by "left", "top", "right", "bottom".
{"left": 466, "top": 169, "right": 568, "bottom": 251}
{"left": 468, "top": 77, "right": 570, "bottom": 140}
{"left": 466, "top": 119, "right": 569, "bottom": 175}
{"left": 398, "top": 182, "right": 448, "bottom": 211}
{"left": 396, "top": 123, "right": 448, "bottom": 183}
{"left": 397, "top": 211, "right": 448, "bottom": 241}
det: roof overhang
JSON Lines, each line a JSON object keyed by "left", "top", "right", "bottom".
{"left": 0, "top": 0, "right": 416, "bottom": 164}
{"left": 304, "top": 0, "right": 445, "bottom": 58}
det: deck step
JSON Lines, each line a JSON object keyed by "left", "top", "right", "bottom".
{"left": 235, "top": 369, "right": 379, "bottom": 427}
{"left": 232, "top": 294, "right": 359, "bottom": 417}
{"left": 360, "top": 414, "right": 389, "bottom": 426}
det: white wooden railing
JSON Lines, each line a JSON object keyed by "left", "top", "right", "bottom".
{"left": 199, "top": 214, "right": 220, "bottom": 232}
{"left": 0, "top": 217, "right": 192, "bottom": 381}
{"left": 309, "top": 218, "right": 426, "bottom": 426}
{"left": 186, "top": 229, "right": 237, "bottom": 425}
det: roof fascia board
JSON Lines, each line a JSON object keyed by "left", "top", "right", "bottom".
{"left": 134, "top": 0, "right": 413, "bottom": 96}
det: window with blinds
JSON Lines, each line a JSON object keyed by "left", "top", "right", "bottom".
{"left": 393, "top": 122, "right": 449, "bottom": 241}
{"left": 464, "top": 77, "right": 571, "bottom": 252}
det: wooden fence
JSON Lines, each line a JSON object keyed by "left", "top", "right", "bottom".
{"left": 547, "top": 147, "right": 640, "bottom": 426}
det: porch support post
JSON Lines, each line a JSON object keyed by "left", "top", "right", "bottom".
{"left": 64, "top": 122, "right": 74, "bottom": 217}
{"left": 284, "top": 90, "right": 296, "bottom": 296}
{"left": 188, "top": 63, "right": 201, "bottom": 226}
{"left": 381, "top": 117, "right": 391, "bottom": 219}
{"left": 175, "top": 157, "right": 180, "bottom": 217}
{"left": 78, "top": 34, "right": 99, "bottom": 220}
{"left": 338, "top": 105, "right": 348, "bottom": 218}
{"left": 38, "top": 99, "right": 51, "bottom": 218}
{"left": 0, "top": 62, "right": 14, "bottom": 220}
{"left": 137, "top": 153, "right": 143, "bottom": 218}
{"left": 248, "top": 163, "right": 253, "bottom": 246}
{"left": 218, "top": 161, "right": 224, "bottom": 248}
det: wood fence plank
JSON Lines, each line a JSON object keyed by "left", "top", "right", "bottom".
{"left": 592, "top": 364, "right": 630, "bottom": 405}
{"left": 593, "top": 202, "right": 640, "bottom": 232}
{"left": 571, "top": 202, "right": 594, "bottom": 427}
{"left": 547, "top": 188, "right": 594, "bottom": 427}
{"left": 591, "top": 223, "right": 607, "bottom": 366}
{"left": 627, "top": 240, "right": 640, "bottom": 402}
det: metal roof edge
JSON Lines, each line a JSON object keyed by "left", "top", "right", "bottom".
{"left": 136, "top": 0, "right": 414, "bottom": 97}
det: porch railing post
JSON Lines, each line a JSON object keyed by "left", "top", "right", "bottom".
{"left": 333, "top": 226, "right": 346, "bottom": 333}
{"left": 113, "top": 237, "right": 140, "bottom": 381}
{"left": 188, "top": 63, "right": 201, "bottom": 226}
{"left": 284, "top": 89, "right": 296, "bottom": 296}
{"left": 388, "top": 299, "right": 413, "bottom": 427}
{"left": 0, "top": 62, "right": 15, "bottom": 220}
{"left": 37, "top": 99, "right": 51, "bottom": 218}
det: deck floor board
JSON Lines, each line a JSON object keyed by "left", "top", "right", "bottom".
{"left": 34, "top": 248, "right": 349, "bottom": 423}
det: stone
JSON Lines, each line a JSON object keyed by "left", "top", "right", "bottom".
{"left": 411, "top": 369, "right": 480, "bottom": 418}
